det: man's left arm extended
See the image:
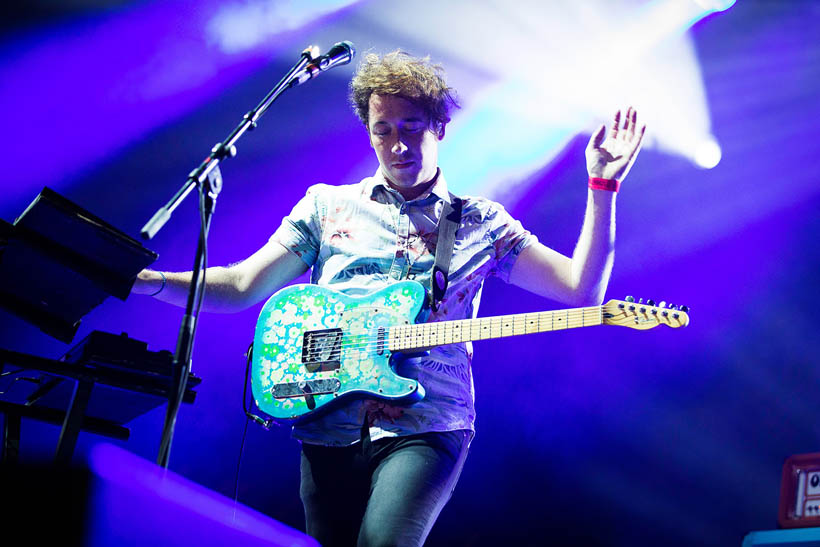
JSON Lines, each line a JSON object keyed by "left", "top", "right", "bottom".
{"left": 509, "top": 107, "right": 645, "bottom": 307}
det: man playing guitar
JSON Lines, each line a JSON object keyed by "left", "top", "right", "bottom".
{"left": 133, "top": 50, "right": 646, "bottom": 546}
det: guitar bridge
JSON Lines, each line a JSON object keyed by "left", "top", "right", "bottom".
{"left": 302, "top": 328, "right": 342, "bottom": 372}
{"left": 272, "top": 378, "right": 341, "bottom": 401}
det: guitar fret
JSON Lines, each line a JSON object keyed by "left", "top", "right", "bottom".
{"left": 389, "top": 306, "right": 605, "bottom": 352}
{"left": 513, "top": 314, "right": 523, "bottom": 336}
{"left": 491, "top": 317, "right": 500, "bottom": 339}
{"left": 501, "top": 317, "right": 510, "bottom": 337}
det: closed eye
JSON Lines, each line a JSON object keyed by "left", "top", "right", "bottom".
{"left": 371, "top": 122, "right": 391, "bottom": 137}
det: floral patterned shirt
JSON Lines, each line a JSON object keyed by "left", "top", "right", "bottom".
{"left": 271, "top": 169, "right": 536, "bottom": 446}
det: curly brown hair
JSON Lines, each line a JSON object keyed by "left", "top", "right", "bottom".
{"left": 350, "top": 50, "right": 459, "bottom": 131}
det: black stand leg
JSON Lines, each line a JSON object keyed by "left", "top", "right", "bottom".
{"left": 55, "top": 379, "right": 93, "bottom": 464}
{"left": 3, "top": 412, "right": 20, "bottom": 464}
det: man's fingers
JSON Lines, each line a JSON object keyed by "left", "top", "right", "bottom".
{"left": 637, "top": 123, "right": 647, "bottom": 149}
{"left": 627, "top": 124, "right": 647, "bottom": 161}
{"left": 621, "top": 106, "right": 638, "bottom": 141}
{"left": 609, "top": 110, "right": 621, "bottom": 140}
{"left": 587, "top": 123, "right": 606, "bottom": 151}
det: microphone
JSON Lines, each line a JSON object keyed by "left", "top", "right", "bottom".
{"left": 290, "top": 41, "right": 356, "bottom": 87}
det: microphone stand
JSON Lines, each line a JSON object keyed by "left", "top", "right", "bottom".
{"left": 143, "top": 47, "right": 318, "bottom": 470}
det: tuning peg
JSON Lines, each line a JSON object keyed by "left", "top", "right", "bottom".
{"left": 679, "top": 305, "right": 690, "bottom": 313}
{"left": 658, "top": 301, "right": 667, "bottom": 308}
{"left": 625, "top": 296, "right": 635, "bottom": 303}
{"left": 646, "top": 299, "right": 656, "bottom": 306}
{"left": 638, "top": 298, "right": 644, "bottom": 304}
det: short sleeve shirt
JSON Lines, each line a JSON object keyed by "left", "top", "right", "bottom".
{"left": 272, "top": 169, "right": 536, "bottom": 446}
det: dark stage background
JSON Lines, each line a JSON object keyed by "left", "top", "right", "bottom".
{"left": 1, "top": 1, "right": 819, "bottom": 545}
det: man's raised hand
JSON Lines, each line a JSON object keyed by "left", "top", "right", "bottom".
{"left": 585, "top": 107, "right": 647, "bottom": 183}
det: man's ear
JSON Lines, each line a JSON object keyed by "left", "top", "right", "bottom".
{"left": 437, "top": 122, "right": 446, "bottom": 140}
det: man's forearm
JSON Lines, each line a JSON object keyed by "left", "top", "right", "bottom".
{"left": 134, "top": 267, "right": 249, "bottom": 313}
{"left": 132, "top": 240, "right": 310, "bottom": 313}
{"left": 569, "top": 188, "right": 616, "bottom": 305}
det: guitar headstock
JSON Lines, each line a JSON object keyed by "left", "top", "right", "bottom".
{"left": 602, "top": 297, "right": 690, "bottom": 330}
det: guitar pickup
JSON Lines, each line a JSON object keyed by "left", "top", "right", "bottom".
{"left": 272, "top": 378, "right": 341, "bottom": 400}
{"left": 302, "top": 328, "right": 342, "bottom": 372}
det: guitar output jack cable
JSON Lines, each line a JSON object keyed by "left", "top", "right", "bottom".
{"left": 233, "top": 343, "right": 277, "bottom": 511}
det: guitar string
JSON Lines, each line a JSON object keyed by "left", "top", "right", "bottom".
{"left": 292, "top": 307, "right": 610, "bottom": 359}
{"left": 294, "top": 305, "right": 684, "bottom": 360}
{"left": 302, "top": 308, "right": 601, "bottom": 347}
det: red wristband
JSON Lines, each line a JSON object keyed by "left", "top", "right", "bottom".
{"left": 588, "top": 177, "right": 620, "bottom": 192}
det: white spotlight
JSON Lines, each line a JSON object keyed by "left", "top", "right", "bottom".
{"left": 694, "top": 137, "right": 722, "bottom": 169}
{"left": 692, "top": 0, "right": 736, "bottom": 13}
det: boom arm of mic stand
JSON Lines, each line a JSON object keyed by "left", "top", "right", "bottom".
{"left": 140, "top": 49, "right": 316, "bottom": 241}
{"left": 147, "top": 48, "right": 318, "bottom": 469}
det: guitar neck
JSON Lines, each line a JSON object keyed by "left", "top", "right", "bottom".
{"left": 388, "top": 305, "right": 604, "bottom": 352}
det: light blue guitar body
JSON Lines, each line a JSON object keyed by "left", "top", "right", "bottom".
{"left": 251, "top": 281, "right": 428, "bottom": 422}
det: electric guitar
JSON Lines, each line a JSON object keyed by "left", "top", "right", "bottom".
{"left": 251, "top": 281, "right": 689, "bottom": 422}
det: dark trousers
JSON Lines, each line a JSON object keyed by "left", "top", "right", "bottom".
{"left": 299, "top": 429, "right": 471, "bottom": 547}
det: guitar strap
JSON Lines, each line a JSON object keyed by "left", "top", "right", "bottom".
{"left": 429, "top": 196, "right": 462, "bottom": 312}
{"left": 361, "top": 195, "right": 460, "bottom": 440}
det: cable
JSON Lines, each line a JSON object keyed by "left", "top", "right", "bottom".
{"left": 243, "top": 342, "right": 276, "bottom": 429}
{"left": 233, "top": 414, "right": 251, "bottom": 511}
{"left": 232, "top": 342, "right": 277, "bottom": 512}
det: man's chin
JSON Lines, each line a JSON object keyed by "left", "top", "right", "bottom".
{"left": 389, "top": 172, "right": 422, "bottom": 187}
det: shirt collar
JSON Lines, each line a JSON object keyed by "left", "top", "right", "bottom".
{"left": 365, "top": 167, "right": 452, "bottom": 205}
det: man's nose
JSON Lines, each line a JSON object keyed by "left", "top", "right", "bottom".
{"left": 391, "top": 138, "right": 408, "bottom": 154}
